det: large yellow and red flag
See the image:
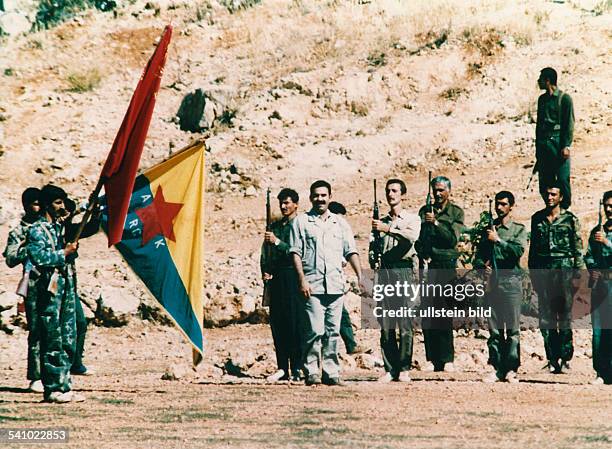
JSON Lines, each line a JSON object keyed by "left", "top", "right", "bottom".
{"left": 101, "top": 141, "right": 206, "bottom": 365}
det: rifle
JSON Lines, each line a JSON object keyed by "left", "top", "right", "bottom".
{"left": 262, "top": 188, "right": 272, "bottom": 306}
{"left": 526, "top": 160, "right": 539, "bottom": 191}
{"left": 418, "top": 171, "right": 434, "bottom": 284}
{"left": 486, "top": 198, "right": 498, "bottom": 291}
{"left": 369, "top": 179, "right": 383, "bottom": 270}
{"left": 588, "top": 199, "right": 605, "bottom": 288}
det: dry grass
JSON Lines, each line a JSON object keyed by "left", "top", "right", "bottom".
{"left": 65, "top": 68, "right": 102, "bottom": 92}
{"left": 206, "top": 0, "right": 549, "bottom": 91}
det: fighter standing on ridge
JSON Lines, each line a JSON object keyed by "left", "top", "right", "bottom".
{"left": 473, "top": 191, "right": 527, "bottom": 383}
{"left": 3, "top": 187, "right": 43, "bottom": 393}
{"left": 529, "top": 182, "right": 584, "bottom": 374}
{"left": 371, "top": 178, "right": 420, "bottom": 382}
{"left": 534, "top": 67, "right": 575, "bottom": 209}
{"left": 584, "top": 191, "right": 612, "bottom": 385}
{"left": 416, "top": 175, "right": 464, "bottom": 372}
{"left": 261, "top": 188, "right": 303, "bottom": 382}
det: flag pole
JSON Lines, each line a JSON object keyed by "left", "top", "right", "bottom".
{"left": 71, "top": 177, "right": 105, "bottom": 244}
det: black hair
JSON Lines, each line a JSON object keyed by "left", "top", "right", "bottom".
{"left": 540, "top": 67, "right": 557, "bottom": 85}
{"left": 495, "top": 190, "right": 515, "bottom": 206}
{"left": 310, "top": 180, "right": 331, "bottom": 196}
{"left": 277, "top": 188, "right": 299, "bottom": 203}
{"left": 328, "top": 202, "right": 346, "bottom": 215}
{"left": 603, "top": 190, "right": 612, "bottom": 203}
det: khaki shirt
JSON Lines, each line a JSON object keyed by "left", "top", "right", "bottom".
{"left": 289, "top": 209, "right": 358, "bottom": 295}
{"left": 417, "top": 201, "right": 465, "bottom": 262}
{"left": 474, "top": 219, "right": 527, "bottom": 270}
{"left": 536, "top": 87, "right": 574, "bottom": 150}
{"left": 370, "top": 209, "right": 420, "bottom": 268}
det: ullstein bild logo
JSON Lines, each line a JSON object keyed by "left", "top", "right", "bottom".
{"left": 358, "top": 268, "right": 612, "bottom": 331}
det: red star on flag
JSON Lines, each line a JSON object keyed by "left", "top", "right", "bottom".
{"left": 136, "top": 186, "right": 183, "bottom": 246}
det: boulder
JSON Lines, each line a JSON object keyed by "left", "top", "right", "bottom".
{"left": 94, "top": 286, "right": 140, "bottom": 327}
{"left": 177, "top": 88, "right": 206, "bottom": 132}
{"left": 0, "top": 12, "right": 31, "bottom": 35}
{"left": 0, "top": 291, "right": 19, "bottom": 309}
{"left": 176, "top": 88, "right": 232, "bottom": 132}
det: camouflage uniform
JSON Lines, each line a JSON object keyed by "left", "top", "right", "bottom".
{"left": 584, "top": 224, "right": 612, "bottom": 383}
{"left": 3, "top": 219, "right": 40, "bottom": 381}
{"left": 474, "top": 220, "right": 527, "bottom": 378}
{"left": 261, "top": 217, "right": 303, "bottom": 378}
{"left": 370, "top": 209, "right": 420, "bottom": 378}
{"left": 536, "top": 88, "right": 574, "bottom": 209}
{"left": 64, "top": 217, "right": 100, "bottom": 372}
{"left": 417, "top": 202, "right": 464, "bottom": 368}
{"left": 27, "top": 217, "right": 76, "bottom": 397}
{"left": 528, "top": 209, "right": 585, "bottom": 367}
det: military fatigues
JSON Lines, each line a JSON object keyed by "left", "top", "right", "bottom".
{"left": 64, "top": 218, "right": 100, "bottom": 372}
{"left": 536, "top": 88, "right": 574, "bottom": 209}
{"left": 27, "top": 217, "right": 77, "bottom": 397}
{"left": 529, "top": 209, "right": 584, "bottom": 367}
{"left": 417, "top": 202, "right": 465, "bottom": 368}
{"left": 474, "top": 219, "right": 527, "bottom": 378}
{"left": 584, "top": 224, "right": 612, "bottom": 384}
{"left": 289, "top": 210, "right": 358, "bottom": 381}
{"left": 3, "top": 219, "right": 40, "bottom": 381}
{"left": 370, "top": 209, "right": 420, "bottom": 378}
{"left": 261, "top": 217, "right": 302, "bottom": 378}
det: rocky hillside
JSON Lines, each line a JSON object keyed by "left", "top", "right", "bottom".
{"left": 0, "top": 0, "right": 610, "bottom": 326}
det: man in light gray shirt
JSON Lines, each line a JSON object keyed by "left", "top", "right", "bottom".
{"left": 289, "top": 180, "right": 364, "bottom": 386}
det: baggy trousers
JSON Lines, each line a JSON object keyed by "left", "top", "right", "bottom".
{"left": 591, "top": 279, "right": 612, "bottom": 383}
{"left": 24, "top": 281, "right": 41, "bottom": 381}
{"left": 377, "top": 268, "right": 414, "bottom": 377}
{"left": 536, "top": 134, "right": 571, "bottom": 210}
{"left": 423, "top": 262, "right": 456, "bottom": 367}
{"left": 302, "top": 294, "right": 343, "bottom": 381}
{"left": 486, "top": 275, "right": 522, "bottom": 376}
{"left": 536, "top": 269, "right": 574, "bottom": 364}
{"left": 269, "top": 267, "right": 303, "bottom": 377}
{"left": 36, "top": 271, "right": 76, "bottom": 396}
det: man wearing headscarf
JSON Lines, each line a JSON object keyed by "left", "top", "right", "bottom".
{"left": 26, "top": 184, "right": 84, "bottom": 403}
{"left": 3, "top": 187, "right": 43, "bottom": 393}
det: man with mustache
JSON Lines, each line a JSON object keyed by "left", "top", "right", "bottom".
{"left": 261, "top": 188, "right": 302, "bottom": 382}
{"left": 473, "top": 191, "right": 527, "bottom": 383}
{"left": 416, "top": 176, "right": 465, "bottom": 372}
{"left": 26, "top": 184, "right": 84, "bottom": 403}
{"left": 529, "top": 182, "right": 585, "bottom": 374}
{"left": 289, "top": 180, "right": 364, "bottom": 386}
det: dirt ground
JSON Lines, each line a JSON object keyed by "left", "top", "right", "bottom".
{"left": 1, "top": 322, "right": 611, "bottom": 449}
